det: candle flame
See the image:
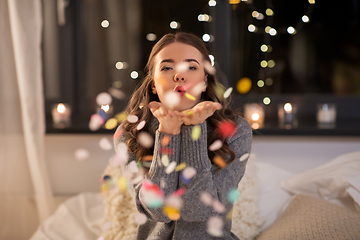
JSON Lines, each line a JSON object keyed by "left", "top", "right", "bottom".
{"left": 57, "top": 103, "right": 66, "bottom": 113}
{"left": 284, "top": 103, "right": 292, "bottom": 112}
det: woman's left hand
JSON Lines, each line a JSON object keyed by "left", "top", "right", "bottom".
{"left": 180, "top": 101, "right": 222, "bottom": 126}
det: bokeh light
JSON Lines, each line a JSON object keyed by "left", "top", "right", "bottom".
{"left": 101, "top": 20, "right": 109, "bottom": 28}
{"left": 269, "top": 28, "right": 277, "bottom": 36}
{"left": 130, "top": 71, "right": 139, "bottom": 79}
{"left": 257, "top": 80, "right": 264, "bottom": 87}
{"left": 146, "top": 33, "right": 157, "bottom": 41}
{"left": 256, "top": 13, "right": 264, "bottom": 20}
{"left": 115, "top": 61, "right": 128, "bottom": 70}
{"left": 208, "top": 0, "right": 216, "bottom": 6}
{"left": 302, "top": 15, "right": 310, "bottom": 23}
{"left": 260, "top": 44, "right": 268, "bottom": 52}
{"left": 265, "top": 78, "right": 273, "bottom": 86}
{"left": 202, "top": 34, "right": 211, "bottom": 42}
{"left": 284, "top": 103, "right": 292, "bottom": 112}
{"left": 252, "top": 11, "right": 259, "bottom": 18}
{"left": 170, "top": 21, "right": 180, "bottom": 29}
{"left": 265, "top": 8, "right": 274, "bottom": 16}
{"left": 260, "top": 60, "right": 268, "bottom": 68}
{"left": 248, "top": 24, "right": 256, "bottom": 32}
{"left": 263, "top": 97, "right": 271, "bottom": 105}
{"left": 287, "top": 26, "right": 296, "bottom": 35}
{"left": 268, "top": 60, "right": 276, "bottom": 68}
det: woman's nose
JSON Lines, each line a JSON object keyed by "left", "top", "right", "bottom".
{"left": 174, "top": 73, "right": 185, "bottom": 82}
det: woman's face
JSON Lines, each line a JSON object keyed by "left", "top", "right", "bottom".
{"left": 152, "top": 42, "right": 207, "bottom": 112}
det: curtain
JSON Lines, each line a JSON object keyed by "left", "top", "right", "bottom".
{"left": 0, "top": 0, "right": 54, "bottom": 238}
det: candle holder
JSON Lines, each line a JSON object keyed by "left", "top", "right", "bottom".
{"left": 244, "top": 103, "right": 265, "bottom": 129}
{"left": 278, "top": 103, "right": 298, "bottom": 129}
{"left": 52, "top": 103, "right": 71, "bottom": 129}
{"left": 317, "top": 103, "right": 336, "bottom": 129}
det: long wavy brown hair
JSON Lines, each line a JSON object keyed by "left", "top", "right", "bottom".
{"left": 121, "top": 32, "right": 238, "bottom": 170}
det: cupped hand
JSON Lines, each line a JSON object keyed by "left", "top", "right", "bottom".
{"left": 149, "top": 101, "right": 183, "bottom": 135}
{"left": 180, "top": 101, "right": 222, "bottom": 126}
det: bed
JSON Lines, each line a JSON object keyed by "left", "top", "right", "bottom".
{"left": 30, "top": 151, "right": 360, "bottom": 240}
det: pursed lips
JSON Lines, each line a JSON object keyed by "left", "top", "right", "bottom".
{"left": 173, "top": 86, "right": 186, "bottom": 96}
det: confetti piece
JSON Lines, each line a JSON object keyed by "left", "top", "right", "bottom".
{"left": 117, "top": 177, "right": 127, "bottom": 192}
{"left": 105, "top": 118, "right": 118, "bottom": 130}
{"left": 142, "top": 161, "right": 152, "bottom": 168}
{"left": 173, "top": 188, "right": 186, "bottom": 197}
{"left": 127, "top": 114, "right": 139, "bottom": 123}
{"left": 131, "top": 175, "right": 144, "bottom": 185}
{"left": 115, "top": 112, "right": 128, "bottom": 122}
{"left": 182, "top": 166, "right": 197, "bottom": 179}
{"left": 200, "top": 192, "right": 213, "bottom": 206}
{"left": 226, "top": 209, "right": 233, "bottom": 220}
{"left": 161, "top": 155, "right": 169, "bottom": 167}
{"left": 204, "top": 61, "right": 216, "bottom": 75}
{"left": 161, "top": 136, "right": 170, "bottom": 146}
{"left": 184, "top": 110, "right": 193, "bottom": 116}
{"left": 165, "top": 161, "right": 177, "bottom": 174}
{"left": 96, "top": 92, "right": 112, "bottom": 106}
{"left": 180, "top": 174, "right": 191, "bottom": 184}
{"left": 176, "top": 62, "right": 190, "bottom": 73}
{"left": 217, "top": 120, "right": 237, "bottom": 138}
{"left": 128, "top": 161, "right": 139, "bottom": 173}
{"left": 214, "top": 84, "right": 226, "bottom": 100}
{"left": 141, "top": 155, "right": 153, "bottom": 161}
{"left": 135, "top": 213, "right": 147, "bottom": 225}
{"left": 185, "top": 92, "right": 196, "bottom": 101}
{"left": 74, "top": 148, "right": 89, "bottom": 161}
{"left": 137, "top": 132, "right": 154, "bottom": 148}
{"left": 136, "top": 120, "right": 146, "bottom": 130}
{"left": 164, "top": 91, "right": 180, "bottom": 108}
{"left": 99, "top": 137, "right": 112, "bottom": 150}
{"left": 161, "top": 147, "right": 174, "bottom": 155}
{"left": 113, "top": 128, "right": 122, "bottom": 140}
{"left": 223, "top": 87, "right": 233, "bottom": 98}
{"left": 163, "top": 206, "right": 181, "bottom": 220}
{"left": 213, "top": 156, "right": 226, "bottom": 168}
{"left": 89, "top": 114, "right": 105, "bottom": 131}
{"left": 109, "top": 154, "right": 125, "bottom": 167}
{"left": 160, "top": 178, "right": 166, "bottom": 189}
{"left": 108, "top": 87, "right": 125, "bottom": 100}
{"left": 98, "top": 109, "right": 108, "bottom": 121}
{"left": 191, "top": 125, "right": 201, "bottom": 140}
{"left": 239, "top": 153, "right": 250, "bottom": 162}
{"left": 207, "top": 216, "right": 223, "bottom": 237}
{"left": 237, "top": 77, "right": 252, "bottom": 94}
{"left": 101, "top": 221, "right": 112, "bottom": 231}
{"left": 141, "top": 180, "right": 164, "bottom": 208}
{"left": 209, "top": 139, "right": 223, "bottom": 151}
{"left": 175, "top": 162, "right": 187, "bottom": 171}
{"left": 165, "top": 195, "right": 183, "bottom": 209}
{"left": 97, "top": 236, "right": 104, "bottom": 240}
{"left": 212, "top": 200, "right": 226, "bottom": 213}
{"left": 227, "top": 188, "right": 240, "bottom": 203}
{"left": 115, "top": 142, "right": 129, "bottom": 163}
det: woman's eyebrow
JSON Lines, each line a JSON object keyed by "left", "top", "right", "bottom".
{"left": 160, "top": 58, "right": 200, "bottom": 64}
{"left": 184, "top": 59, "right": 200, "bottom": 65}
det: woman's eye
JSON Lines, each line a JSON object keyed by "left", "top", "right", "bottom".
{"left": 189, "top": 66, "right": 197, "bottom": 70}
{"left": 161, "top": 66, "right": 172, "bottom": 71}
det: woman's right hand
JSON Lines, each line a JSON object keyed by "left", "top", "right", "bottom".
{"left": 149, "top": 101, "right": 184, "bottom": 135}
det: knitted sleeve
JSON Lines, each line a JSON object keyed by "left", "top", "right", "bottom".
{"left": 115, "top": 128, "right": 182, "bottom": 223}
{"left": 178, "top": 117, "right": 252, "bottom": 222}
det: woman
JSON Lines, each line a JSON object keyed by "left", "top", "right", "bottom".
{"left": 108, "top": 32, "right": 252, "bottom": 239}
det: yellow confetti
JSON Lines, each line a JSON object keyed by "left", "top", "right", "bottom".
{"left": 101, "top": 183, "right": 107, "bottom": 193}
{"left": 214, "top": 84, "right": 225, "bottom": 99}
{"left": 183, "top": 110, "right": 193, "bottom": 116}
{"left": 115, "top": 112, "right": 128, "bottom": 122}
{"left": 105, "top": 118, "right": 118, "bottom": 130}
{"left": 236, "top": 77, "right": 252, "bottom": 94}
{"left": 185, "top": 92, "right": 196, "bottom": 101}
{"left": 163, "top": 206, "right": 181, "bottom": 220}
{"left": 191, "top": 125, "right": 201, "bottom": 141}
{"left": 141, "top": 155, "right": 153, "bottom": 161}
{"left": 175, "top": 163, "right": 187, "bottom": 171}
{"left": 213, "top": 156, "right": 226, "bottom": 168}
{"left": 226, "top": 208, "right": 233, "bottom": 220}
{"left": 118, "top": 177, "right": 127, "bottom": 192}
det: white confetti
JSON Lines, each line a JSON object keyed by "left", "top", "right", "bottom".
{"left": 134, "top": 213, "right": 147, "bottom": 225}
{"left": 165, "top": 195, "right": 183, "bottom": 209}
{"left": 99, "top": 137, "right": 113, "bottom": 150}
{"left": 182, "top": 166, "right": 197, "bottom": 179}
{"left": 164, "top": 91, "right": 180, "bottom": 109}
{"left": 89, "top": 114, "right": 104, "bottom": 131}
{"left": 108, "top": 87, "right": 125, "bottom": 100}
{"left": 161, "top": 155, "right": 169, "bottom": 167}
{"left": 208, "top": 139, "right": 223, "bottom": 151}
{"left": 127, "top": 115, "right": 139, "bottom": 123}
{"left": 138, "top": 132, "right": 154, "bottom": 148}
{"left": 115, "top": 142, "right": 129, "bottom": 163}
{"left": 136, "top": 120, "right": 146, "bottom": 130}
{"left": 192, "top": 82, "right": 206, "bottom": 96}
{"left": 239, "top": 153, "right": 250, "bottom": 162}
{"left": 165, "top": 161, "right": 177, "bottom": 174}
{"left": 109, "top": 154, "right": 125, "bottom": 168}
{"left": 128, "top": 161, "right": 139, "bottom": 173}
{"left": 176, "top": 62, "right": 190, "bottom": 73}
{"left": 200, "top": 192, "right": 213, "bottom": 206}
{"left": 223, "top": 87, "right": 233, "bottom": 98}
{"left": 96, "top": 92, "right": 112, "bottom": 106}
{"left": 204, "top": 61, "right": 216, "bottom": 75}
{"left": 74, "top": 148, "right": 90, "bottom": 161}
{"left": 212, "top": 200, "right": 225, "bottom": 213}
{"left": 207, "top": 216, "right": 223, "bottom": 237}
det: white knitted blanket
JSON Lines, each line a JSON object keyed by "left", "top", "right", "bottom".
{"left": 101, "top": 154, "right": 264, "bottom": 240}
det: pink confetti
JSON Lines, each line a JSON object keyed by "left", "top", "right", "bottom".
{"left": 127, "top": 114, "right": 139, "bottom": 123}
{"left": 212, "top": 200, "right": 226, "bottom": 213}
{"left": 200, "top": 192, "right": 213, "bottom": 206}
{"left": 137, "top": 132, "right": 154, "bottom": 148}
{"left": 89, "top": 113, "right": 105, "bottom": 131}
{"left": 182, "top": 167, "right": 197, "bottom": 179}
{"left": 113, "top": 128, "right": 122, "bottom": 140}
{"left": 164, "top": 91, "right": 180, "bottom": 109}
{"left": 96, "top": 92, "right": 112, "bottom": 106}
{"left": 207, "top": 216, "right": 223, "bottom": 237}
{"left": 173, "top": 187, "right": 186, "bottom": 197}
{"left": 128, "top": 161, "right": 139, "bottom": 173}
{"left": 136, "top": 120, "right": 146, "bottom": 130}
{"left": 161, "top": 147, "right": 174, "bottom": 155}
{"left": 100, "top": 221, "right": 112, "bottom": 231}
{"left": 165, "top": 195, "right": 183, "bottom": 209}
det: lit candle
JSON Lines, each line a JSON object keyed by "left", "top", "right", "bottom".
{"left": 317, "top": 103, "right": 336, "bottom": 128}
{"left": 278, "top": 103, "right": 297, "bottom": 128}
{"left": 52, "top": 103, "right": 71, "bottom": 128}
{"left": 244, "top": 103, "right": 265, "bottom": 129}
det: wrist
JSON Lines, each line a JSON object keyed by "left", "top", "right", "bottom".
{"left": 158, "top": 124, "right": 181, "bottom": 135}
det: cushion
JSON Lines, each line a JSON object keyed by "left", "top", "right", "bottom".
{"left": 281, "top": 151, "right": 360, "bottom": 212}
{"left": 256, "top": 194, "right": 360, "bottom": 240}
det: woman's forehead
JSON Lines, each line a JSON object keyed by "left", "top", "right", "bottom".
{"left": 155, "top": 42, "right": 203, "bottom": 64}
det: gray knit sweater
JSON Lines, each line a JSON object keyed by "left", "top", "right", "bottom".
{"left": 115, "top": 115, "right": 252, "bottom": 240}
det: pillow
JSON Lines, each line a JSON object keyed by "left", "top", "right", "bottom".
{"left": 256, "top": 194, "right": 360, "bottom": 240}
{"left": 281, "top": 151, "right": 360, "bottom": 212}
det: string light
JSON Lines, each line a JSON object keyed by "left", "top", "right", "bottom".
{"left": 302, "top": 15, "right": 310, "bottom": 23}
{"left": 248, "top": 24, "right": 257, "bottom": 32}
{"left": 170, "top": 21, "right": 181, "bottom": 29}
{"left": 257, "top": 80, "right": 265, "bottom": 87}
{"left": 146, "top": 33, "right": 157, "bottom": 41}
{"left": 130, "top": 71, "right": 139, "bottom": 79}
{"left": 101, "top": 20, "right": 110, "bottom": 28}
{"left": 265, "top": 8, "right": 274, "bottom": 16}
{"left": 202, "top": 34, "right": 211, "bottom": 42}
{"left": 263, "top": 97, "right": 271, "bottom": 105}
{"left": 269, "top": 28, "right": 277, "bottom": 36}
{"left": 208, "top": 0, "right": 216, "bottom": 7}
{"left": 260, "top": 44, "right": 268, "bottom": 52}
{"left": 287, "top": 26, "right": 296, "bottom": 35}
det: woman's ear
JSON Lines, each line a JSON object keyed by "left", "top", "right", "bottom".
{"left": 151, "top": 81, "right": 157, "bottom": 94}
{"left": 202, "top": 75, "right": 208, "bottom": 92}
